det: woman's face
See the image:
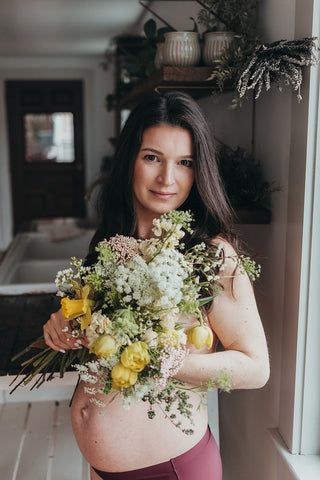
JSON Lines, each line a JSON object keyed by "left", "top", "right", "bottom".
{"left": 133, "top": 125, "right": 195, "bottom": 225}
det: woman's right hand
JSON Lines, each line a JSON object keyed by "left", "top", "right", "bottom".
{"left": 43, "top": 309, "right": 84, "bottom": 352}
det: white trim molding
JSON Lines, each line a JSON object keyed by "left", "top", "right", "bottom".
{"left": 269, "top": 429, "right": 320, "bottom": 480}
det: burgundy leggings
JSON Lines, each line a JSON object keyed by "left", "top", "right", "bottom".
{"left": 92, "top": 427, "right": 222, "bottom": 480}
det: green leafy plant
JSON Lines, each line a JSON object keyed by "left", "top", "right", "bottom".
{"left": 102, "top": 34, "right": 149, "bottom": 111}
{"left": 104, "top": 18, "right": 175, "bottom": 111}
{"left": 197, "top": 0, "right": 261, "bottom": 96}
{"left": 217, "top": 142, "right": 280, "bottom": 209}
{"left": 196, "top": 0, "right": 259, "bottom": 33}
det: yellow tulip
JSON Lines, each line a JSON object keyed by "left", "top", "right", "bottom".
{"left": 121, "top": 341, "right": 150, "bottom": 372}
{"left": 60, "top": 284, "right": 94, "bottom": 330}
{"left": 187, "top": 325, "right": 213, "bottom": 350}
{"left": 90, "top": 334, "right": 117, "bottom": 359}
{"left": 111, "top": 363, "right": 138, "bottom": 390}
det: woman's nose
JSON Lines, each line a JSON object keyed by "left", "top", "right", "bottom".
{"left": 158, "top": 163, "right": 174, "bottom": 185}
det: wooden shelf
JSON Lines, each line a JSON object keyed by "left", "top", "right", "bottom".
{"left": 119, "top": 66, "right": 226, "bottom": 107}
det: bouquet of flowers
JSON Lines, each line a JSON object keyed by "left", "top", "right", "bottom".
{"left": 10, "top": 210, "right": 260, "bottom": 434}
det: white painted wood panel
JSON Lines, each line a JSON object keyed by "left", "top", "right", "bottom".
{"left": 50, "top": 400, "right": 83, "bottom": 480}
{"left": 15, "top": 401, "right": 55, "bottom": 480}
{"left": 0, "top": 400, "right": 89, "bottom": 480}
{"left": 0, "top": 402, "right": 29, "bottom": 479}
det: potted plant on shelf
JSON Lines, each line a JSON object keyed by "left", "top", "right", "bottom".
{"left": 195, "top": 0, "right": 261, "bottom": 90}
{"left": 195, "top": 1, "right": 319, "bottom": 105}
{"left": 196, "top": 0, "right": 235, "bottom": 66}
{"left": 103, "top": 34, "right": 151, "bottom": 111}
{"left": 217, "top": 141, "right": 280, "bottom": 222}
{"left": 103, "top": 17, "right": 173, "bottom": 111}
{"left": 103, "top": 0, "right": 319, "bottom": 113}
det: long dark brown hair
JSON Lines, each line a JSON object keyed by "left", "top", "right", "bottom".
{"left": 87, "top": 91, "right": 235, "bottom": 264}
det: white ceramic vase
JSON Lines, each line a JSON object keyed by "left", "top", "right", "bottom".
{"left": 203, "top": 32, "right": 234, "bottom": 65}
{"left": 162, "top": 32, "right": 201, "bottom": 67}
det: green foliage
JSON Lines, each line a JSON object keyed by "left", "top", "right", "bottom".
{"left": 197, "top": 0, "right": 259, "bottom": 34}
{"left": 111, "top": 309, "right": 140, "bottom": 338}
{"left": 145, "top": 379, "right": 195, "bottom": 435}
{"left": 199, "top": 0, "right": 261, "bottom": 95}
{"left": 236, "top": 255, "right": 261, "bottom": 282}
{"left": 144, "top": 18, "right": 175, "bottom": 42}
{"left": 104, "top": 18, "right": 175, "bottom": 111}
{"left": 209, "top": 33, "right": 261, "bottom": 97}
{"left": 215, "top": 371, "right": 234, "bottom": 393}
{"left": 217, "top": 142, "right": 280, "bottom": 209}
{"left": 103, "top": 34, "right": 155, "bottom": 111}
{"left": 164, "top": 209, "right": 194, "bottom": 233}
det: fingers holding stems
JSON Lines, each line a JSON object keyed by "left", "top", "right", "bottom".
{"left": 43, "top": 309, "right": 85, "bottom": 352}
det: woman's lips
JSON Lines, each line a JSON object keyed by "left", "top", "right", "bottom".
{"left": 151, "top": 190, "right": 176, "bottom": 199}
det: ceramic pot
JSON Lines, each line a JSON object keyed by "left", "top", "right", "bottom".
{"left": 163, "top": 32, "right": 201, "bottom": 67}
{"left": 203, "top": 32, "right": 234, "bottom": 65}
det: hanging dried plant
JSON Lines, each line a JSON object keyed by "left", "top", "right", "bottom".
{"left": 237, "top": 37, "right": 319, "bottom": 101}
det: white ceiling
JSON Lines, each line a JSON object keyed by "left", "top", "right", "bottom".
{"left": 0, "top": 0, "right": 147, "bottom": 57}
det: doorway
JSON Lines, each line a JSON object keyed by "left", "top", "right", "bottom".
{"left": 6, "top": 80, "right": 86, "bottom": 232}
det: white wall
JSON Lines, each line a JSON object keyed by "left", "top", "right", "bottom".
{"left": 0, "top": 56, "right": 114, "bottom": 250}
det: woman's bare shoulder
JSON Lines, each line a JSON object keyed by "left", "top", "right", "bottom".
{"left": 209, "top": 236, "right": 239, "bottom": 274}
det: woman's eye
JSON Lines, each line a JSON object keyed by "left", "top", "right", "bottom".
{"left": 144, "top": 154, "right": 158, "bottom": 162}
{"left": 179, "top": 159, "right": 193, "bottom": 168}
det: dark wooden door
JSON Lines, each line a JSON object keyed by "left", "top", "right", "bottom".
{"left": 6, "top": 80, "right": 86, "bottom": 232}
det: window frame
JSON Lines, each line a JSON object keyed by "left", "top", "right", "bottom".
{"left": 277, "top": 0, "right": 320, "bottom": 459}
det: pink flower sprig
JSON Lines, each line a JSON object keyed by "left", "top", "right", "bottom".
{"left": 102, "top": 235, "right": 139, "bottom": 264}
{"left": 158, "top": 345, "right": 187, "bottom": 388}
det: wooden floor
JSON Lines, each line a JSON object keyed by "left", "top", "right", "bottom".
{"left": 0, "top": 399, "right": 90, "bottom": 480}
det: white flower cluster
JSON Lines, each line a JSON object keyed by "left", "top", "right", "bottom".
{"left": 55, "top": 268, "right": 74, "bottom": 289}
{"left": 152, "top": 217, "right": 184, "bottom": 244}
{"left": 114, "top": 248, "right": 192, "bottom": 311}
{"left": 141, "top": 328, "right": 158, "bottom": 347}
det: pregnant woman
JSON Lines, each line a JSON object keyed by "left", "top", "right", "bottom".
{"left": 43, "top": 91, "right": 269, "bottom": 480}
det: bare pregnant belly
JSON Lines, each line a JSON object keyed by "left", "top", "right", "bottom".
{"left": 70, "top": 381, "right": 209, "bottom": 472}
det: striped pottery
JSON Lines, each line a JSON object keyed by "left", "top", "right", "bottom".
{"left": 203, "top": 32, "right": 234, "bottom": 65}
{"left": 163, "top": 32, "right": 201, "bottom": 67}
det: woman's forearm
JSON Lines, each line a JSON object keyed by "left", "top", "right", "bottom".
{"left": 176, "top": 350, "right": 270, "bottom": 390}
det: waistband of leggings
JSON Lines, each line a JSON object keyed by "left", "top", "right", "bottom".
{"left": 92, "top": 427, "right": 211, "bottom": 479}
{"left": 171, "top": 426, "right": 211, "bottom": 467}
